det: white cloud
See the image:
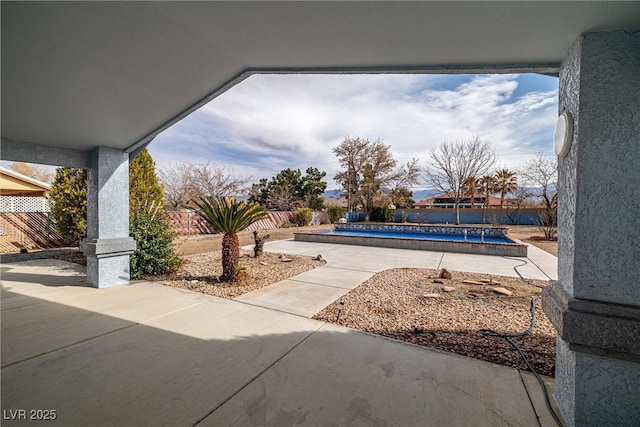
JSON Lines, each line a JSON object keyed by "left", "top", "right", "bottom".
{"left": 149, "top": 73, "right": 558, "bottom": 189}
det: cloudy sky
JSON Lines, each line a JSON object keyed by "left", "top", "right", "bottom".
{"left": 148, "top": 73, "right": 558, "bottom": 190}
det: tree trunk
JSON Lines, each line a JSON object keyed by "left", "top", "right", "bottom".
{"left": 454, "top": 202, "right": 460, "bottom": 225}
{"left": 253, "top": 230, "right": 270, "bottom": 257}
{"left": 221, "top": 232, "right": 240, "bottom": 282}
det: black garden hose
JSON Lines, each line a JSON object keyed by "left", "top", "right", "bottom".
{"left": 479, "top": 296, "right": 564, "bottom": 427}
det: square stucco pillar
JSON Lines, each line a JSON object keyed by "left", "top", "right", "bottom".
{"left": 80, "top": 146, "right": 136, "bottom": 288}
{"left": 542, "top": 31, "right": 640, "bottom": 426}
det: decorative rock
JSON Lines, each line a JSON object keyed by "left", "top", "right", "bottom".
{"left": 463, "top": 280, "right": 486, "bottom": 286}
{"left": 312, "top": 254, "right": 324, "bottom": 261}
{"left": 443, "top": 286, "right": 455, "bottom": 292}
{"left": 433, "top": 279, "right": 444, "bottom": 284}
{"left": 259, "top": 262, "right": 268, "bottom": 266}
{"left": 422, "top": 293, "right": 442, "bottom": 298}
{"left": 280, "top": 258, "right": 293, "bottom": 263}
{"left": 492, "top": 287, "right": 513, "bottom": 296}
{"left": 438, "top": 268, "right": 452, "bottom": 279}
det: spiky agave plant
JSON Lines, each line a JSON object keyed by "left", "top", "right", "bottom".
{"left": 194, "top": 197, "right": 268, "bottom": 282}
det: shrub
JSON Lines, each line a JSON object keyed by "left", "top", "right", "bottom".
{"left": 291, "top": 207, "right": 313, "bottom": 226}
{"left": 49, "top": 167, "right": 87, "bottom": 246}
{"left": 534, "top": 210, "right": 558, "bottom": 240}
{"left": 327, "top": 206, "right": 344, "bottom": 223}
{"left": 280, "top": 221, "right": 291, "bottom": 228}
{"left": 130, "top": 203, "right": 180, "bottom": 279}
{"left": 370, "top": 206, "right": 395, "bottom": 223}
{"left": 396, "top": 210, "right": 408, "bottom": 223}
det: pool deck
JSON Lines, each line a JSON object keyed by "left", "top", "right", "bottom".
{"left": 1, "top": 243, "right": 561, "bottom": 426}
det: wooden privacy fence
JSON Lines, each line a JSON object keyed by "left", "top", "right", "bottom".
{"left": 0, "top": 212, "right": 65, "bottom": 253}
{"left": 167, "top": 210, "right": 329, "bottom": 236}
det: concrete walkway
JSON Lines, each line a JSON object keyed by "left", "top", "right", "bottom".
{"left": 1, "top": 257, "right": 561, "bottom": 426}
{"left": 237, "top": 240, "right": 557, "bottom": 317}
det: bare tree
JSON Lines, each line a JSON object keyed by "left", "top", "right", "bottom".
{"left": 9, "top": 162, "right": 54, "bottom": 183}
{"left": 159, "top": 161, "right": 250, "bottom": 209}
{"left": 520, "top": 153, "right": 557, "bottom": 212}
{"left": 388, "top": 158, "right": 421, "bottom": 194}
{"left": 505, "top": 186, "right": 532, "bottom": 225}
{"left": 521, "top": 153, "right": 558, "bottom": 239}
{"left": 268, "top": 186, "right": 297, "bottom": 211}
{"left": 333, "top": 136, "right": 371, "bottom": 212}
{"left": 424, "top": 136, "right": 497, "bottom": 224}
{"left": 333, "top": 137, "right": 420, "bottom": 217}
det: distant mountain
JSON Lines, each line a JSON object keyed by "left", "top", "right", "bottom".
{"left": 411, "top": 189, "right": 441, "bottom": 201}
{"left": 323, "top": 188, "right": 440, "bottom": 201}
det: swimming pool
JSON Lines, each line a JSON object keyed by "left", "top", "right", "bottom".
{"left": 294, "top": 223, "right": 527, "bottom": 257}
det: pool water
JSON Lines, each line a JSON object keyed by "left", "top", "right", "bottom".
{"left": 319, "top": 229, "right": 518, "bottom": 245}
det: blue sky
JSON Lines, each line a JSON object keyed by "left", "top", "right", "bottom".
{"left": 149, "top": 73, "right": 558, "bottom": 190}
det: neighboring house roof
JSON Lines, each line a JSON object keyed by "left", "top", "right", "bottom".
{"left": 0, "top": 167, "right": 51, "bottom": 197}
{"left": 415, "top": 193, "right": 503, "bottom": 208}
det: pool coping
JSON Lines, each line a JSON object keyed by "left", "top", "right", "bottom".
{"left": 293, "top": 229, "right": 528, "bottom": 257}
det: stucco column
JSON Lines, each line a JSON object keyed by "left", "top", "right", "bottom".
{"left": 80, "top": 146, "right": 136, "bottom": 288}
{"left": 542, "top": 31, "right": 640, "bottom": 426}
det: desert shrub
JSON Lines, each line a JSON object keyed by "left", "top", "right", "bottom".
{"left": 370, "top": 206, "right": 395, "bottom": 223}
{"left": 395, "top": 210, "right": 408, "bottom": 223}
{"left": 534, "top": 210, "right": 558, "bottom": 240}
{"left": 280, "top": 221, "right": 291, "bottom": 228}
{"left": 313, "top": 211, "right": 331, "bottom": 225}
{"left": 327, "top": 206, "right": 344, "bottom": 223}
{"left": 291, "top": 207, "right": 313, "bottom": 226}
{"left": 130, "top": 203, "right": 180, "bottom": 279}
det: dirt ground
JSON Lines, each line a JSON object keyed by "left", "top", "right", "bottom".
{"left": 504, "top": 225, "right": 558, "bottom": 256}
{"left": 174, "top": 224, "right": 333, "bottom": 255}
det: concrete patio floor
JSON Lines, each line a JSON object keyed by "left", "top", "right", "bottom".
{"left": 1, "top": 243, "right": 561, "bottom": 426}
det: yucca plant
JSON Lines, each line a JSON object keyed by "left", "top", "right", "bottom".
{"left": 194, "top": 197, "right": 268, "bottom": 282}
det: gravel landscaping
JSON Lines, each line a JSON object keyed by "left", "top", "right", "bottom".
{"left": 154, "top": 250, "right": 326, "bottom": 299}
{"left": 313, "top": 268, "right": 556, "bottom": 376}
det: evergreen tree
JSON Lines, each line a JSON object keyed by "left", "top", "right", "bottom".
{"left": 128, "top": 148, "right": 179, "bottom": 278}
{"left": 49, "top": 167, "right": 87, "bottom": 246}
{"left": 249, "top": 167, "right": 328, "bottom": 211}
{"left": 129, "top": 148, "right": 164, "bottom": 212}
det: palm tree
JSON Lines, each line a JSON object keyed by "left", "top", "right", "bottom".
{"left": 494, "top": 169, "right": 518, "bottom": 208}
{"left": 462, "top": 176, "right": 480, "bottom": 208}
{"left": 479, "top": 174, "right": 496, "bottom": 224}
{"left": 194, "top": 197, "right": 268, "bottom": 282}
